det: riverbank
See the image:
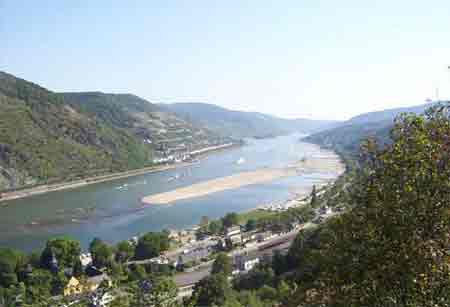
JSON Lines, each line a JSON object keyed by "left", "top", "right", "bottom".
{"left": 142, "top": 151, "right": 345, "bottom": 205}
{"left": 0, "top": 143, "right": 240, "bottom": 204}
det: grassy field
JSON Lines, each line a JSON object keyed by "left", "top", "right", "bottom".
{"left": 237, "top": 209, "right": 277, "bottom": 225}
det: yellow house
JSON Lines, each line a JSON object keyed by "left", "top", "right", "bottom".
{"left": 64, "top": 277, "right": 83, "bottom": 296}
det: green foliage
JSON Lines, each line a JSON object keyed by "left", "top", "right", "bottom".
{"left": 289, "top": 105, "right": 450, "bottom": 306}
{"left": 115, "top": 240, "right": 135, "bottom": 263}
{"left": 222, "top": 212, "right": 239, "bottom": 228}
{"left": 0, "top": 72, "right": 152, "bottom": 190}
{"left": 310, "top": 185, "right": 318, "bottom": 207}
{"left": 73, "top": 258, "right": 83, "bottom": 278}
{"left": 257, "top": 285, "right": 277, "bottom": 301}
{"left": 191, "top": 273, "right": 232, "bottom": 307}
{"left": 208, "top": 220, "right": 223, "bottom": 235}
{"left": 50, "top": 270, "right": 67, "bottom": 296}
{"left": 40, "top": 237, "right": 81, "bottom": 270}
{"left": 89, "top": 238, "right": 113, "bottom": 268}
{"left": 211, "top": 252, "right": 232, "bottom": 276}
{"left": 0, "top": 248, "right": 25, "bottom": 288}
{"left": 128, "top": 277, "right": 179, "bottom": 307}
{"left": 257, "top": 206, "right": 314, "bottom": 233}
{"left": 135, "top": 232, "right": 170, "bottom": 260}
{"left": 129, "top": 264, "right": 147, "bottom": 281}
{"left": 237, "top": 209, "right": 276, "bottom": 226}
{"left": 233, "top": 266, "right": 275, "bottom": 291}
{"left": 25, "top": 269, "right": 52, "bottom": 303}
{"left": 271, "top": 250, "right": 288, "bottom": 275}
{"left": 245, "top": 218, "right": 258, "bottom": 231}
{"left": 236, "top": 291, "right": 266, "bottom": 307}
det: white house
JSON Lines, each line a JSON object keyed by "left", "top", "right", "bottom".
{"left": 79, "top": 253, "right": 93, "bottom": 267}
{"left": 91, "top": 291, "right": 115, "bottom": 307}
{"left": 234, "top": 253, "right": 260, "bottom": 272}
{"left": 225, "top": 226, "right": 241, "bottom": 237}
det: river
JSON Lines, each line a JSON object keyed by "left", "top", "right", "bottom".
{"left": 0, "top": 134, "right": 341, "bottom": 252}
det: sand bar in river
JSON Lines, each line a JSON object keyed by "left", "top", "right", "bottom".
{"left": 142, "top": 153, "right": 345, "bottom": 205}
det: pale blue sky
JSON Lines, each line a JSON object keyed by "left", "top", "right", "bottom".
{"left": 1, "top": 0, "right": 450, "bottom": 120}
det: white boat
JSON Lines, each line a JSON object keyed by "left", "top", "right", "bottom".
{"left": 167, "top": 173, "right": 181, "bottom": 182}
{"left": 236, "top": 157, "right": 245, "bottom": 164}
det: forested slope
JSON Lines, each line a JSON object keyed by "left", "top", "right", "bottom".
{"left": 0, "top": 72, "right": 151, "bottom": 190}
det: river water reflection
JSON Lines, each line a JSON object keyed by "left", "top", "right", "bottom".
{"left": 0, "top": 135, "right": 340, "bottom": 251}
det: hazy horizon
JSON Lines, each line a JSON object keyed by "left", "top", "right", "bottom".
{"left": 2, "top": 1, "right": 450, "bottom": 120}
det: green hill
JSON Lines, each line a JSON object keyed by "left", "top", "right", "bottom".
{"left": 160, "top": 102, "right": 338, "bottom": 138}
{"left": 0, "top": 72, "right": 151, "bottom": 190}
{"left": 304, "top": 101, "right": 437, "bottom": 164}
{"left": 61, "top": 93, "right": 226, "bottom": 152}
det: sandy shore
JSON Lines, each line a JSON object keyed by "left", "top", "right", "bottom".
{"left": 142, "top": 152, "right": 345, "bottom": 205}
{"left": 0, "top": 143, "right": 240, "bottom": 204}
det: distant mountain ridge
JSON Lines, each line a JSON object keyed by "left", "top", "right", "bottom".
{"left": 304, "top": 101, "right": 437, "bottom": 164}
{"left": 61, "top": 92, "right": 222, "bottom": 150}
{"left": 345, "top": 102, "right": 433, "bottom": 125}
{"left": 159, "top": 102, "right": 338, "bottom": 138}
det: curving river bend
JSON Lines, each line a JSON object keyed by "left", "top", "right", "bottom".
{"left": 0, "top": 134, "right": 342, "bottom": 252}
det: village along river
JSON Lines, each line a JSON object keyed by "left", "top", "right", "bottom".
{"left": 0, "top": 134, "right": 342, "bottom": 252}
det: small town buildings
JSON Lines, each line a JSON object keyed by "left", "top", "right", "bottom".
{"left": 86, "top": 274, "right": 112, "bottom": 293}
{"left": 80, "top": 253, "right": 93, "bottom": 267}
{"left": 228, "top": 234, "right": 242, "bottom": 246}
{"left": 224, "top": 226, "right": 242, "bottom": 246}
{"left": 149, "top": 256, "right": 169, "bottom": 265}
{"left": 234, "top": 253, "right": 260, "bottom": 272}
{"left": 64, "top": 274, "right": 112, "bottom": 297}
{"left": 177, "top": 247, "right": 210, "bottom": 267}
{"left": 241, "top": 231, "right": 257, "bottom": 243}
{"left": 91, "top": 291, "right": 115, "bottom": 307}
{"left": 129, "top": 236, "right": 139, "bottom": 246}
{"left": 168, "top": 229, "right": 180, "bottom": 241}
{"left": 64, "top": 277, "right": 84, "bottom": 296}
{"left": 225, "top": 226, "right": 241, "bottom": 237}
{"left": 257, "top": 231, "right": 276, "bottom": 242}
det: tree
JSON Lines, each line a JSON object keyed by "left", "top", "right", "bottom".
{"left": 222, "top": 212, "right": 239, "bottom": 228}
{"left": 129, "top": 264, "right": 147, "bottom": 281}
{"left": 40, "top": 238, "right": 81, "bottom": 270}
{"left": 191, "top": 274, "right": 232, "bottom": 307}
{"left": 271, "top": 250, "right": 288, "bottom": 275}
{"left": 0, "top": 248, "right": 24, "bottom": 288}
{"left": 116, "top": 240, "right": 134, "bottom": 263}
{"left": 245, "top": 219, "right": 257, "bottom": 231}
{"left": 72, "top": 259, "right": 83, "bottom": 278}
{"left": 310, "top": 185, "right": 318, "bottom": 207}
{"left": 257, "top": 285, "right": 277, "bottom": 301}
{"left": 25, "top": 269, "right": 53, "bottom": 303}
{"left": 211, "top": 252, "right": 232, "bottom": 276}
{"left": 148, "top": 277, "right": 178, "bottom": 307}
{"left": 128, "top": 277, "right": 179, "bottom": 307}
{"left": 89, "top": 238, "right": 113, "bottom": 268}
{"left": 238, "top": 291, "right": 266, "bottom": 307}
{"left": 208, "top": 220, "right": 223, "bottom": 235}
{"left": 290, "top": 105, "right": 450, "bottom": 306}
{"left": 50, "top": 270, "right": 68, "bottom": 295}
{"left": 233, "top": 266, "right": 275, "bottom": 291}
{"left": 277, "top": 280, "right": 295, "bottom": 306}
{"left": 135, "top": 232, "right": 170, "bottom": 260}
